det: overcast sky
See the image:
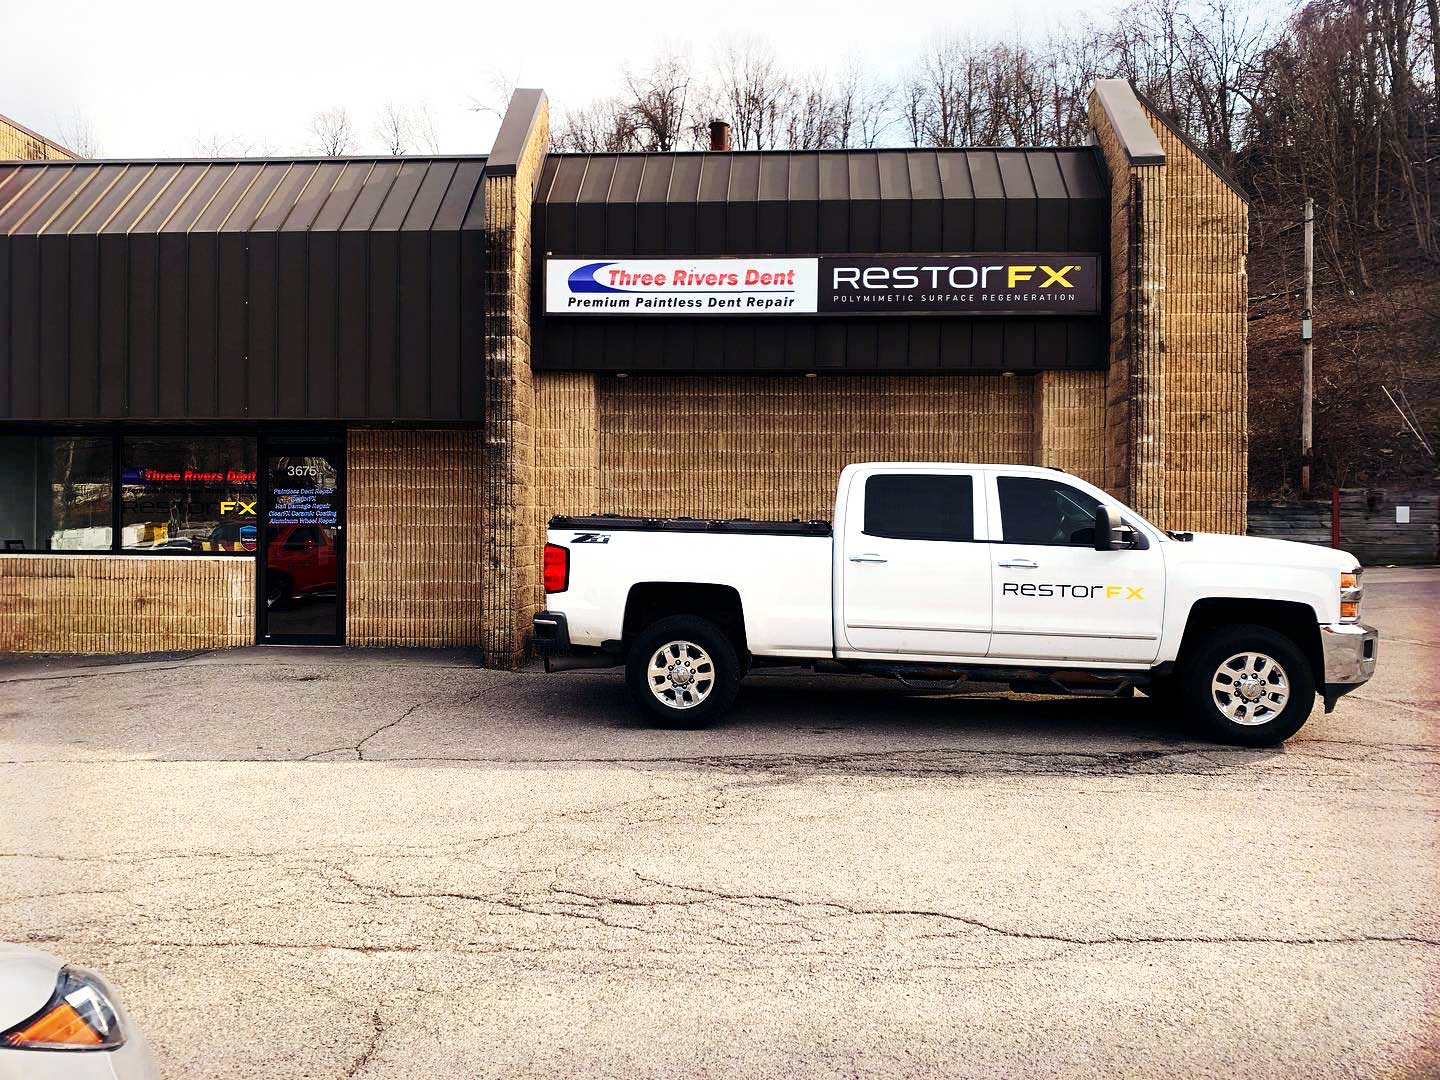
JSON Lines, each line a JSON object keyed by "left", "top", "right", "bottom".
{"left": 4, "top": 0, "right": 1054, "bottom": 158}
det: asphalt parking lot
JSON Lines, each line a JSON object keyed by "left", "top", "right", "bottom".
{"left": 2, "top": 567, "right": 1437, "bottom": 1078}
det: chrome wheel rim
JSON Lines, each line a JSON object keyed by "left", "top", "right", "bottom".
{"left": 1211, "top": 651, "right": 1290, "bottom": 726}
{"left": 647, "top": 640, "right": 715, "bottom": 710}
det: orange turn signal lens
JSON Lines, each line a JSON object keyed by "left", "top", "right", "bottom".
{"left": 1, "top": 968, "right": 124, "bottom": 1051}
{"left": 3, "top": 1002, "right": 103, "bottom": 1048}
{"left": 1340, "top": 600, "right": 1360, "bottom": 620}
{"left": 1340, "top": 572, "right": 1359, "bottom": 590}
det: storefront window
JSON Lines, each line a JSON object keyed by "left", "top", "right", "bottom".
{"left": 121, "top": 437, "right": 258, "bottom": 553}
{"left": 0, "top": 436, "right": 114, "bottom": 552}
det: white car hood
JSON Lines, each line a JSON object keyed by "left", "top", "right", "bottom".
{"left": 0, "top": 944, "right": 63, "bottom": 1032}
{"left": 1171, "top": 531, "right": 1358, "bottom": 572}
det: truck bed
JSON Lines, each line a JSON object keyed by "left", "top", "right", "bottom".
{"left": 550, "top": 514, "right": 832, "bottom": 537}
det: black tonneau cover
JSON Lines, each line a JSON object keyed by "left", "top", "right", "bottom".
{"left": 550, "top": 514, "right": 832, "bottom": 537}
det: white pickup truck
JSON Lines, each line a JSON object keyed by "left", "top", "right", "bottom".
{"left": 533, "top": 463, "right": 1378, "bottom": 746}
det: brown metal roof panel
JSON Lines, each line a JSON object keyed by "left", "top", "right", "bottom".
{"left": 252, "top": 162, "right": 319, "bottom": 230}
{"left": 636, "top": 155, "right": 673, "bottom": 203}
{"left": 787, "top": 153, "right": 819, "bottom": 200}
{"left": 432, "top": 159, "right": 484, "bottom": 230}
{"left": 134, "top": 163, "right": 209, "bottom": 232}
{"left": 577, "top": 155, "right": 617, "bottom": 203}
{"left": 1056, "top": 149, "right": 1106, "bottom": 199}
{"left": 340, "top": 160, "right": 400, "bottom": 231}
{"left": 401, "top": 160, "right": 458, "bottom": 230}
{"left": 935, "top": 151, "right": 974, "bottom": 199}
{"left": 608, "top": 155, "right": 645, "bottom": 204}
{"left": 966, "top": 152, "right": 1004, "bottom": 198}
{"left": 877, "top": 151, "right": 910, "bottom": 199}
{"left": 279, "top": 160, "right": 344, "bottom": 231}
{"left": 44, "top": 164, "right": 119, "bottom": 234}
{"left": 668, "top": 155, "right": 702, "bottom": 201}
{"left": 697, "top": 154, "right": 731, "bottom": 202}
{"left": 175, "top": 163, "right": 246, "bottom": 232}
{"left": 727, "top": 154, "right": 760, "bottom": 202}
{"left": 757, "top": 154, "right": 788, "bottom": 201}
{"left": 218, "top": 161, "right": 289, "bottom": 232}
{"left": 1027, "top": 152, "right": 1068, "bottom": 200}
{"left": 158, "top": 162, "right": 229, "bottom": 232}
{"left": 996, "top": 153, "right": 1036, "bottom": 199}
{"left": 818, "top": 152, "right": 849, "bottom": 200}
{"left": 371, "top": 160, "right": 428, "bottom": 231}
{"left": 32, "top": 165, "right": 107, "bottom": 235}
{"left": 0, "top": 164, "right": 22, "bottom": 201}
{"left": 0, "top": 167, "right": 77, "bottom": 234}
{"left": 102, "top": 163, "right": 183, "bottom": 234}
{"left": 547, "top": 155, "right": 589, "bottom": 203}
{"left": 195, "top": 162, "right": 264, "bottom": 230}
{"left": 63, "top": 164, "right": 150, "bottom": 234}
{"left": 309, "top": 160, "right": 372, "bottom": 231}
{"left": 534, "top": 154, "right": 561, "bottom": 203}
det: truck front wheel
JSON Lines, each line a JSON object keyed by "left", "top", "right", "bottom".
{"left": 626, "top": 615, "right": 741, "bottom": 727}
{"left": 1182, "top": 624, "right": 1316, "bottom": 746}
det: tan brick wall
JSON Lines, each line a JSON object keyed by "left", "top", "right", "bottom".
{"left": 535, "top": 372, "right": 599, "bottom": 518}
{"left": 480, "top": 102, "right": 550, "bottom": 667}
{"left": 1088, "top": 86, "right": 1247, "bottom": 533}
{"left": 1032, "top": 370, "right": 1107, "bottom": 485}
{"left": 0, "top": 555, "right": 252, "bottom": 653}
{"left": 346, "top": 428, "right": 485, "bottom": 647}
{"left": 567, "top": 374, "right": 1035, "bottom": 521}
{"left": 0, "top": 116, "right": 75, "bottom": 161}
{"left": 1145, "top": 108, "right": 1248, "bottom": 534}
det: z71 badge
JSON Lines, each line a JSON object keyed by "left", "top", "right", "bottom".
{"left": 571, "top": 533, "right": 611, "bottom": 544}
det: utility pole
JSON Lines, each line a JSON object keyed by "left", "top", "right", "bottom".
{"left": 1301, "top": 197, "right": 1314, "bottom": 496}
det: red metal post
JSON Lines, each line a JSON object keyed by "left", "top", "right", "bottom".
{"left": 1330, "top": 487, "right": 1341, "bottom": 549}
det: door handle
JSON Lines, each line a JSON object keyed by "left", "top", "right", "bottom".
{"left": 849, "top": 554, "right": 888, "bottom": 564}
{"left": 997, "top": 558, "right": 1038, "bottom": 569}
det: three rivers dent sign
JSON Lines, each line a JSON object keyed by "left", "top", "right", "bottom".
{"left": 544, "top": 256, "right": 1100, "bottom": 316}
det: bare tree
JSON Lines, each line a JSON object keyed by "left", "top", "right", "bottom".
{"left": 412, "top": 103, "right": 442, "bottom": 154}
{"left": 309, "top": 107, "right": 357, "bottom": 156}
{"left": 710, "top": 36, "right": 793, "bottom": 150}
{"left": 192, "top": 133, "right": 276, "bottom": 157}
{"left": 55, "top": 109, "right": 100, "bottom": 158}
{"left": 374, "top": 102, "right": 413, "bottom": 155}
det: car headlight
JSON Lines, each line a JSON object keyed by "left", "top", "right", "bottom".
{"left": 1, "top": 966, "right": 126, "bottom": 1051}
{"left": 1340, "top": 570, "right": 1363, "bottom": 623}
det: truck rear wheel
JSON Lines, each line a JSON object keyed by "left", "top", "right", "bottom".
{"left": 626, "top": 615, "right": 741, "bottom": 727}
{"left": 1181, "top": 624, "right": 1315, "bottom": 746}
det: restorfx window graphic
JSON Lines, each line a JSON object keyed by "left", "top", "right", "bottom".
{"left": 545, "top": 256, "right": 1100, "bottom": 316}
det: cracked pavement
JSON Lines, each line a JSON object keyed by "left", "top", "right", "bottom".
{"left": 2, "top": 567, "right": 1437, "bottom": 1078}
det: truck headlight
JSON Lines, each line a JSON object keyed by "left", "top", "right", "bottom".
{"left": 0, "top": 967, "right": 126, "bottom": 1051}
{"left": 1340, "top": 570, "right": 1362, "bottom": 623}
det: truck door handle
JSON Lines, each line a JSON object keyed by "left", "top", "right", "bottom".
{"left": 997, "top": 558, "right": 1038, "bottom": 569}
{"left": 849, "top": 554, "right": 888, "bottom": 564}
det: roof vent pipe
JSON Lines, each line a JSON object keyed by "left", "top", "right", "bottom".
{"left": 708, "top": 120, "right": 732, "bottom": 152}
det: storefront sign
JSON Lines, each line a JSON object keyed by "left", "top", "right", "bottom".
{"left": 545, "top": 256, "right": 1100, "bottom": 316}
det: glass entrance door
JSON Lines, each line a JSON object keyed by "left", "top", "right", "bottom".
{"left": 260, "top": 440, "right": 344, "bottom": 644}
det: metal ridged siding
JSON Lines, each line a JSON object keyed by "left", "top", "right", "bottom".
{"left": 0, "top": 157, "right": 487, "bottom": 421}
{"left": 532, "top": 148, "right": 1109, "bottom": 373}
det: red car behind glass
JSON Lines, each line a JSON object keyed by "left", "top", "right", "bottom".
{"left": 263, "top": 525, "right": 338, "bottom": 608}
{"left": 203, "top": 521, "right": 338, "bottom": 606}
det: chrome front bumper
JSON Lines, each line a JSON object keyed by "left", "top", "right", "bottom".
{"left": 1319, "top": 622, "right": 1378, "bottom": 710}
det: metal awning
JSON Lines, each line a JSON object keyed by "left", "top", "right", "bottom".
{"left": 0, "top": 157, "right": 487, "bottom": 421}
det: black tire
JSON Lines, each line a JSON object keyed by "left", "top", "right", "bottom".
{"left": 625, "top": 614, "right": 741, "bottom": 728}
{"left": 265, "top": 572, "right": 292, "bottom": 610}
{"left": 1180, "top": 623, "right": 1316, "bottom": 746}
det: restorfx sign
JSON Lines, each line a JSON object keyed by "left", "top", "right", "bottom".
{"left": 545, "top": 255, "right": 1099, "bottom": 316}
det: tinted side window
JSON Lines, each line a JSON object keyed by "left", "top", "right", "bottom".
{"left": 997, "top": 476, "right": 1101, "bottom": 545}
{"left": 864, "top": 474, "right": 974, "bottom": 542}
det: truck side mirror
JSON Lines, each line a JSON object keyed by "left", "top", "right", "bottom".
{"left": 1094, "top": 505, "right": 1120, "bottom": 551}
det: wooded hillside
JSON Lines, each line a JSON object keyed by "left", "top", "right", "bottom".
{"left": 551, "top": 0, "right": 1438, "bottom": 496}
